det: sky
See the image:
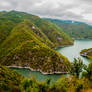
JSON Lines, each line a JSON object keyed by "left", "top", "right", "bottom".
{"left": 0, "top": 0, "right": 92, "bottom": 24}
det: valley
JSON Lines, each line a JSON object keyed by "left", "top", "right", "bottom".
{"left": 0, "top": 10, "right": 92, "bottom": 92}
{"left": 0, "top": 11, "right": 73, "bottom": 74}
{"left": 45, "top": 18, "right": 92, "bottom": 39}
{"left": 9, "top": 39, "right": 92, "bottom": 81}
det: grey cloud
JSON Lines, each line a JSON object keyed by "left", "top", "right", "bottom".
{"left": 79, "top": 0, "right": 92, "bottom": 3}
{"left": 0, "top": 0, "right": 18, "bottom": 10}
{"left": 0, "top": 0, "right": 92, "bottom": 24}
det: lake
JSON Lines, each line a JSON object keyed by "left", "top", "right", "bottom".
{"left": 11, "top": 67, "right": 65, "bottom": 81}
{"left": 56, "top": 39, "right": 92, "bottom": 65}
{"left": 11, "top": 39, "right": 92, "bottom": 81}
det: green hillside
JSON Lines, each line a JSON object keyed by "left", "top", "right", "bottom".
{"left": 80, "top": 48, "right": 92, "bottom": 59}
{"left": 44, "top": 18, "right": 92, "bottom": 39}
{"left": 0, "top": 10, "right": 74, "bottom": 74}
{"left": 0, "top": 11, "right": 73, "bottom": 48}
{"left": 0, "top": 65, "right": 23, "bottom": 92}
{"left": 0, "top": 21, "right": 15, "bottom": 44}
{"left": 0, "top": 20, "right": 70, "bottom": 74}
{"left": 0, "top": 64, "right": 92, "bottom": 92}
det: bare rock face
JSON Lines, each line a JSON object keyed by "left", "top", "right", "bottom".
{"left": 57, "top": 37, "right": 63, "bottom": 41}
{"left": 32, "top": 26, "right": 35, "bottom": 30}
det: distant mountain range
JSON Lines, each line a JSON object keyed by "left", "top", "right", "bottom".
{"left": 44, "top": 18, "right": 92, "bottom": 39}
{"left": 44, "top": 19, "right": 87, "bottom": 25}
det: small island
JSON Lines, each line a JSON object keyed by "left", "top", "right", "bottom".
{"left": 80, "top": 48, "right": 92, "bottom": 59}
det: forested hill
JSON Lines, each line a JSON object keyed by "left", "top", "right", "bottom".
{"left": 0, "top": 63, "right": 92, "bottom": 92}
{"left": 0, "top": 10, "right": 73, "bottom": 47}
{"left": 0, "top": 10, "right": 73, "bottom": 74}
{"left": 44, "top": 18, "right": 92, "bottom": 39}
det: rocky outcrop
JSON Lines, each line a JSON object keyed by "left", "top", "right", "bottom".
{"left": 8, "top": 66, "right": 69, "bottom": 75}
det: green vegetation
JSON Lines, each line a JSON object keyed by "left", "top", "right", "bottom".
{"left": 80, "top": 48, "right": 92, "bottom": 59}
{"left": 1, "top": 10, "right": 92, "bottom": 92}
{"left": 82, "top": 62, "right": 92, "bottom": 81}
{"left": 0, "top": 58, "right": 92, "bottom": 92}
{"left": 19, "top": 58, "right": 92, "bottom": 92}
{"left": 44, "top": 18, "right": 92, "bottom": 39}
{"left": 0, "top": 65, "right": 23, "bottom": 92}
{"left": 0, "top": 11, "right": 73, "bottom": 48}
{"left": 0, "top": 10, "right": 72, "bottom": 74}
{"left": 33, "top": 18, "right": 73, "bottom": 46}
{"left": 70, "top": 58, "right": 84, "bottom": 77}
{"left": 0, "top": 10, "right": 74, "bottom": 74}
{"left": 0, "top": 21, "right": 15, "bottom": 44}
{"left": 0, "top": 20, "right": 70, "bottom": 74}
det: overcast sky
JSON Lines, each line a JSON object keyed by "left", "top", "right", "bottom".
{"left": 0, "top": 0, "right": 92, "bottom": 24}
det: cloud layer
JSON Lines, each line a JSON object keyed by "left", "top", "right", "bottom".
{"left": 0, "top": 0, "right": 92, "bottom": 24}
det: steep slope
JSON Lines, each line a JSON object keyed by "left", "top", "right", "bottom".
{"left": 0, "top": 11, "right": 73, "bottom": 47}
{"left": 80, "top": 48, "right": 92, "bottom": 59}
{"left": 0, "top": 21, "right": 15, "bottom": 44}
{"left": 33, "top": 18, "right": 73, "bottom": 46}
{"left": 0, "top": 65, "right": 23, "bottom": 92}
{"left": 0, "top": 21, "right": 70, "bottom": 74}
{"left": 44, "top": 18, "right": 92, "bottom": 39}
{"left": 0, "top": 13, "right": 54, "bottom": 48}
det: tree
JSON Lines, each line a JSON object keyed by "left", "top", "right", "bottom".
{"left": 70, "top": 58, "right": 84, "bottom": 78}
{"left": 82, "top": 62, "right": 92, "bottom": 81}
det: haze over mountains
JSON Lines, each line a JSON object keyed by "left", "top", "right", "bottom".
{"left": 45, "top": 18, "right": 92, "bottom": 39}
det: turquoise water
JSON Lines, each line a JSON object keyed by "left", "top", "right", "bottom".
{"left": 11, "top": 67, "right": 65, "bottom": 81}
{"left": 56, "top": 39, "right": 92, "bottom": 65}
{"left": 11, "top": 40, "right": 92, "bottom": 81}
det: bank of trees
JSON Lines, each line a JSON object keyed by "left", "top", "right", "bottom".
{"left": 20, "top": 58, "right": 92, "bottom": 92}
{"left": 0, "top": 58, "right": 92, "bottom": 92}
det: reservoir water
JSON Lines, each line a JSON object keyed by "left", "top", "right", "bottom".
{"left": 11, "top": 40, "right": 92, "bottom": 81}
{"left": 56, "top": 39, "right": 92, "bottom": 65}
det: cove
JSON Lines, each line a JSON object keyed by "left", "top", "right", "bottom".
{"left": 56, "top": 39, "right": 92, "bottom": 65}
{"left": 11, "top": 39, "right": 92, "bottom": 81}
{"left": 11, "top": 67, "right": 64, "bottom": 81}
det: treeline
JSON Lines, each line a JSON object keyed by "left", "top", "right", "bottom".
{"left": 0, "top": 58, "right": 92, "bottom": 92}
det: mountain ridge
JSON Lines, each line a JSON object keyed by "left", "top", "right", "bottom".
{"left": 0, "top": 12, "right": 72, "bottom": 74}
{"left": 0, "top": 10, "right": 73, "bottom": 48}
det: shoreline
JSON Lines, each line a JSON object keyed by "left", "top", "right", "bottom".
{"left": 7, "top": 65, "right": 69, "bottom": 75}
{"left": 54, "top": 45, "right": 73, "bottom": 50}
{"left": 80, "top": 48, "right": 92, "bottom": 58}
{"left": 55, "top": 39, "right": 92, "bottom": 50}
